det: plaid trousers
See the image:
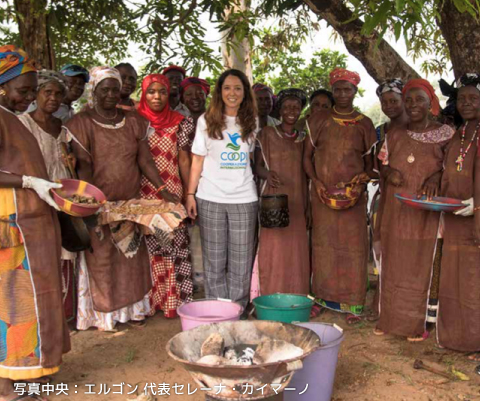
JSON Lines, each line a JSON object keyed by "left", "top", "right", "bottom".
{"left": 197, "top": 198, "right": 258, "bottom": 307}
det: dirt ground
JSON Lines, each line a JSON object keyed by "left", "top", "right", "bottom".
{"left": 48, "top": 285, "right": 480, "bottom": 401}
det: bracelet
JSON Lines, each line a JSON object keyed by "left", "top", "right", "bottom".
{"left": 155, "top": 184, "right": 167, "bottom": 193}
{"left": 474, "top": 206, "right": 480, "bottom": 212}
{"left": 187, "top": 193, "right": 196, "bottom": 197}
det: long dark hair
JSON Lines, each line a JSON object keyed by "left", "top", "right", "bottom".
{"left": 205, "top": 69, "right": 257, "bottom": 142}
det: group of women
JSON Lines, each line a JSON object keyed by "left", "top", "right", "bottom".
{"left": 0, "top": 43, "right": 479, "bottom": 400}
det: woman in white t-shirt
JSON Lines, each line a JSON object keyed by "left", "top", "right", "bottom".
{"left": 186, "top": 69, "right": 258, "bottom": 309}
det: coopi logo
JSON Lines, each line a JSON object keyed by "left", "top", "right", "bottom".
{"left": 221, "top": 132, "right": 248, "bottom": 169}
{"left": 226, "top": 133, "right": 241, "bottom": 151}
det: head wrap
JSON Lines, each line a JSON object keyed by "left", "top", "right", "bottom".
{"left": 376, "top": 78, "right": 404, "bottom": 98}
{"left": 402, "top": 78, "right": 440, "bottom": 116}
{"left": 0, "top": 45, "right": 36, "bottom": 85}
{"left": 138, "top": 74, "right": 184, "bottom": 131}
{"left": 276, "top": 88, "right": 307, "bottom": 109}
{"left": 457, "top": 73, "right": 480, "bottom": 93}
{"left": 162, "top": 65, "right": 186, "bottom": 78}
{"left": 329, "top": 68, "right": 361, "bottom": 88}
{"left": 37, "top": 69, "right": 67, "bottom": 92}
{"left": 180, "top": 77, "right": 210, "bottom": 97}
{"left": 252, "top": 83, "right": 274, "bottom": 95}
{"left": 60, "top": 64, "right": 89, "bottom": 83}
{"left": 86, "top": 66, "right": 122, "bottom": 108}
{"left": 310, "top": 89, "right": 334, "bottom": 106}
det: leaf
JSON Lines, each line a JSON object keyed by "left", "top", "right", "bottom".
{"left": 451, "top": 368, "right": 470, "bottom": 381}
{"left": 395, "top": 0, "right": 406, "bottom": 14}
{"left": 394, "top": 21, "right": 402, "bottom": 41}
{"left": 361, "top": 1, "right": 391, "bottom": 35}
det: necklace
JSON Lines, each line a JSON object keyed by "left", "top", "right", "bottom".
{"left": 406, "top": 120, "right": 430, "bottom": 163}
{"left": 333, "top": 106, "right": 354, "bottom": 116}
{"left": 277, "top": 125, "right": 298, "bottom": 139}
{"left": 95, "top": 106, "right": 118, "bottom": 122}
{"left": 456, "top": 120, "right": 480, "bottom": 172}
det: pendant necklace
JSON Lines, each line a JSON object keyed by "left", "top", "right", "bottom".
{"left": 407, "top": 120, "right": 430, "bottom": 164}
{"left": 455, "top": 120, "right": 480, "bottom": 172}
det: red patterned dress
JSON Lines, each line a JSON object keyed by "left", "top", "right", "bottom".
{"left": 140, "top": 117, "right": 194, "bottom": 317}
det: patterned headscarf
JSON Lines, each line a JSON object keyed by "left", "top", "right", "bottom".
{"left": 276, "top": 88, "right": 307, "bottom": 109}
{"left": 162, "top": 65, "right": 186, "bottom": 78}
{"left": 402, "top": 78, "right": 440, "bottom": 116}
{"left": 180, "top": 77, "right": 210, "bottom": 97}
{"left": 376, "top": 78, "right": 404, "bottom": 98}
{"left": 138, "top": 74, "right": 184, "bottom": 131}
{"left": 37, "top": 69, "right": 67, "bottom": 93}
{"left": 0, "top": 45, "right": 36, "bottom": 85}
{"left": 252, "top": 83, "right": 274, "bottom": 95}
{"left": 457, "top": 73, "right": 480, "bottom": 92}
{"left": 86, "top": 66, "right": 122, "bottom": 108}
{"left": 329, "top": 68, "right": 361, "bottom": 87}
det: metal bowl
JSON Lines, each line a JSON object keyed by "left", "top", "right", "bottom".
{"left": 166, "top": 321, "right": 320, "bottom": 400}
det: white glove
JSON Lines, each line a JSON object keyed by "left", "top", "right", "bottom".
{"left": 454, "top": 197, "right": 474, "bottom": 217}
{"left": 22, "top": 176, "right": 62, "bottom": 211}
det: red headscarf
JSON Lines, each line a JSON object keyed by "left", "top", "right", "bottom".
{"left": 162, "top": 65, "right": 186, "bottom": 77}
{"left": 329, "top": 68, "right": 361, "bottom": 87}
{"left": 138, "top": 74, "right": 184, "bottom": 131}
{"left": 402, "top": 78, "right": 440, "bottom": 116}
{"left": 180, "top": 77, "right": 210, "bottom": 96}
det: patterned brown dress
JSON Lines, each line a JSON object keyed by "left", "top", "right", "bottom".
{"left": 308, "top": 110, "right": 377, "bottom": 311}
{"left": 377, "top": 124, "right": 454, "bottom": 337}
{"left": 140, "top": 118, "right": 194, "bottom": 318}
{"left": 437, "top": 126, "right": 480, "bottom": 351}
{"left": 257, "top": 126, "right": 310, "bottom": 295}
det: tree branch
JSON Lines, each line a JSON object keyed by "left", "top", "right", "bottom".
{"left": 303, "top": 0, "right": 420, "bottom": 83}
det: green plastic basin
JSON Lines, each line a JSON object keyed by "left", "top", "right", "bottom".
{"left": 253, "top": 293, "right": 313, "bottom": 323}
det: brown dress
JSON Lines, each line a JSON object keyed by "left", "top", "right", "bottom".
{"left": 377, "top": 125, "right": 454, "bottom": 337}
{"left": 308, "top": 111, "right": 377, "bottom": 307}
{"left": 257, "top": 126, "right": 310, "bottom": 295}
{"left": 437, "top": 128, "right": 480, "bottom": 351}
{"left": 66, "top": 111, "right": 152, "bottom": 313}
{"left": 0, "top": 106, "right": 70, "bottom": 374}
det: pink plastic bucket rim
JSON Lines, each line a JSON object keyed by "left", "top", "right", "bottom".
{"left": 177, "top": 299, "right": 243, "bottom": 322}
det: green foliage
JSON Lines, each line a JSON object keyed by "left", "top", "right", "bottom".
{"left": 252, "top": 28, "right": 348, "bottom": 95}
{"left": 347, "top": 0, "right": 480, "bottom": 76}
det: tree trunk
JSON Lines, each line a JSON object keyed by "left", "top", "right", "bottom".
{"left": 304, "top": 0, "right": 420, "bottom": 84}
{"left": 437, "top": 0, "right": 480, "bottom": 80}
{"left": 221, "top": 0, "right": 253, "bottom": 83}
{"left": 14, "top": 0, "right": 54, "bottom": 69}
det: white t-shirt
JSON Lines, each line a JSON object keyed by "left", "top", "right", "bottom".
{"left": 192, "top": 114, "right": 258, "bottom": 204}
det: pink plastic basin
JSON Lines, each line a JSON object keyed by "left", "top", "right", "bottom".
{"left": 177, "top": 299, "right": 243, "bottom": 331}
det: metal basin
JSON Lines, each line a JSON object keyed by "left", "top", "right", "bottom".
{"left": 166, "top": 321, "right": 321, "bottom": 400}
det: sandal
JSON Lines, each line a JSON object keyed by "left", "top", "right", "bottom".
{"left": 467, "top": 352, "right": 480, "bottom": 362}
{"left": 407, "top": 331, "right": 429, "bottom": 342}
{"left": 346, "top": 314, "right": 362, "bottom": 325}
{"left": 310, "top": 305, "right": 323, "bottom": 318}
{"left": 373, "top": 328, "right": 385, "bottom": 336}
{"left": 127, "top": 320, "right": 146, "bottom": 329}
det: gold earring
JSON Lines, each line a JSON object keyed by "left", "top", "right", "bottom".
{"left": 0, "top": 89, "right": 6, "bottom": 96}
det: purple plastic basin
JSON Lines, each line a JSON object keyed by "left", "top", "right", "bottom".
{"left": 285, "top": 323, "right": 344, "bottom": 401}
{"left": 177, "top": 299, "right": 243, "bottom": 331}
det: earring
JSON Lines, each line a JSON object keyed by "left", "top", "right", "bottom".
{"left": 0, "top": 89, "right": 5, "bottom": 96}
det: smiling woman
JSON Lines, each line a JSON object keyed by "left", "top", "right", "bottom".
{"left": 186, "top": 69, "right": 259, "bottom": 312}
